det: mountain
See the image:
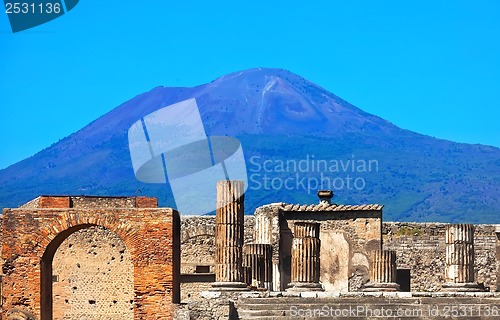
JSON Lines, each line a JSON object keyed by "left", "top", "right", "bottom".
{"left": 0, "top": 68, "right": 498, "bottom": 222}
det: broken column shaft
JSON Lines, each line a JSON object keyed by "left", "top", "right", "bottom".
{"left": 287, "top": 222, "right": 323, "bottom": 291}
{"left": 364, "top": 250, "right": 400, "bottom": 291}
{"left": 442, "top": 224, "right": 484, "bottom": 292}
{"left": 212, "top": 180, "right": 247, "bottom": 290}
{"left": 243, "top": 243, "right": 273, "bottom": 290}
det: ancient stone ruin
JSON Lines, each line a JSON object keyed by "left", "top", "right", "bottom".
{"left": 1, "top": 182, "right": 500, "bottom": 319}
{"left": 1, "top": 196, "right": 180, "bottom": 320}
{"left": 363, "top": 250, "right": 399, "bottom": 292}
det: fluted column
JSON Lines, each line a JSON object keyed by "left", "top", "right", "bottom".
{"left": 243, "top": 244, "right": 273, "bottom": 290}
{"left": 212, "top": 180, "right": 248, "bottom": 290}
{"left": 364, "top": 250, "right": 400, "bottom": 291}
{"left": 445, "top": 224, "right": 474, "bottom": 283}
{"left": 287, "top": 222, "right": 323, "bottom": 291}
{"left": 254, "top": 213, "right": 273, "bottom": 244}
{"left": 442, "top": 224, "right": 484, "bottom": 291}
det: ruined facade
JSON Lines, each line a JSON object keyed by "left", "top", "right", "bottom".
{"left": 1, "top": 196, "right": 180, "bottom": 320}
{"left": 1, "top": 189, "right": 500, "bottom": 320}
{"left": 175, "top": 188, "right": 500, "bottom": 319}
{"left": 383, "top": 222, "right": 499, "bottom": 292}
{"left": 253, "top": 201, "right": 382, "bottom": 292}
{"left": 180, "top": 217, "right": 500, "bottom": 299}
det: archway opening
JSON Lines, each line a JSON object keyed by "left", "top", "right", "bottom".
{"left": 41, "top": 225, "right": 134, "bottom": 320}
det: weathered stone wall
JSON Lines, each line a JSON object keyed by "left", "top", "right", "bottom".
{"left": 175, "top": 292, "right": 237, "bottom": 320}
{"left": 1, "top": 195, "right": 180, "bottom": 320}
{"left": 180, "top": 217, "right": 217, "bottom": 302}
{"left": 181, "top": 216, "right": 255, "bottom": 272}
{"left": 52, "top": 226, "right": 134, "bottom": 320}
{"left": 70, "top": 196, "right": 136, "bottom": 209}
{"left": 180, "top": 281, "right": 214, "bottom": 303}
{"left": 383, "top": 222, "right": 499, "bottom": 292}
{"left": 179, "top": 211, "right": 381, "bottom": 295}
{"left": 180, "top": 216, "right": 254, "bottom": 302}
{"left": 179, "top": 217, "right": 500, "bottom": 294}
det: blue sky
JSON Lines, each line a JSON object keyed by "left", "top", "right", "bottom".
{"left": 1, "top": 0, "right": 499, "bottom": 169}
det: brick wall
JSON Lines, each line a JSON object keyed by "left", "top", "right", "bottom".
{"left": 39, "top": 196, "right": 70, "bottom": 208}
{"left": 1, "top": 200, "right": 179, "bottom": 320}
{"left": 135, "top": 197, "right": 158, "bottom": 208}
{"left": 20, "top": 195, "right": 159, "bottom": 210}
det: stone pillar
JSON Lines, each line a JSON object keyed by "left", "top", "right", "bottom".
{"left": 253, "top": 204, "right": 282, "bottom": 291}
{"left": 364, "top": 250, "right": 400, "bottom": 291}
{"left": 442, "top": 224, "right": 484, "bottom": 291}
{"left": 244, "top": 244, "right": 273, "bottom": 290}
{"left": 287, "top": 222, "right": 323, "bottom": 291}
{"left": 212, "top": 180, "right": 248, "bottom": 290}
{"left": 254, "top": 213, "right": 273, "bottom": 244}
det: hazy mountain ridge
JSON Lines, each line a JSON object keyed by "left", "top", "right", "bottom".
{"left": 1, "top": 68, "right": 498, "bottom": 223}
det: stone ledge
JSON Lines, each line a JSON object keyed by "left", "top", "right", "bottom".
{"left": 233, "top": 291, "right": 500, "bottom": 299}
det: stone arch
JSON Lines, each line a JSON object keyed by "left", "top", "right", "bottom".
{"left": 1, "top": 204, "right": 180, "bottom": 320}
{"left": 181, "top": 232, "right": 216, "bottom": 275}
{"left": 35, "top": 213, "right": 139, "bottom": 253}
{"left": 181, "top": 222, "right": 215, "bottom": 244}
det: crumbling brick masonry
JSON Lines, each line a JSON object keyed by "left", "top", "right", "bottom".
{"left": 1, "top": 196, "right": 180, "bottom": 320}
